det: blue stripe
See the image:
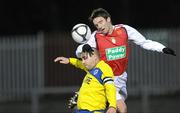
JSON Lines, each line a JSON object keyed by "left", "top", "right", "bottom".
{"left": 89, "top": 68, "right": 103, "bottom": 84}
{"left": 74, "top": 109, "right": 93, "bottom": 113}
{"left": 74, "top": 109, "right": 105, "bottom": 113}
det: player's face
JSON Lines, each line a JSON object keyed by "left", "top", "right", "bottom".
{"left": 93, "top": 17, "right": 112, "bottom": 35}
{"left": 81, "top": 52, "right": 96, "bottom": 70}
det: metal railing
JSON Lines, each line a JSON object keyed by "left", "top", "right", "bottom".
{"left": 0, "top": 33, "right": 45, "bottom": 101}
{"left": 127, "top": 28, "right": 180, "bottom": 95}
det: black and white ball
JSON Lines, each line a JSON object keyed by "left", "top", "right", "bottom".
{"left": 71, "top": 23, "right": 91, "bottom": 44}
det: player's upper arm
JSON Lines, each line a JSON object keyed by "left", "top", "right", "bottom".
{"left": 101, "top": 64, "right": 114, "bottom": 85}
{"left": 123, "top": 24, "right": 165, "bottom": 52}
{"left": 69, "top": 58, "right": 86, "bottom": 70}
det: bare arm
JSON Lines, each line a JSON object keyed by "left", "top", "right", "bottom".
{"left": 106, "top": 107, "right": 116, "bottom": 113}
{"left": 54, "top": 57, "right": 69, "bottom": 64}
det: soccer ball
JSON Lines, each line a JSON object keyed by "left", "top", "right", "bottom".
{"left": 71, "top": 23, "right": 91, "bottom": 44}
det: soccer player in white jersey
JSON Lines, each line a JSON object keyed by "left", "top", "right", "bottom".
{"left": 76, "top": 8, "right": 176, "bottom": 113}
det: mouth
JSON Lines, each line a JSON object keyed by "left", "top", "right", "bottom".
{"left": 102, "top": 28, "right": 105, "bottom": 32}
{"left": 84, "top": 65, "right": 88, "bottom": 68}
{"left": 99, "top": 28, "right": 105, "bottom": 33}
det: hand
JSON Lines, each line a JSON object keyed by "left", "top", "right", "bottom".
{"left": 106, "top": 107, "right": 116, "bottom": 113}
{"left": 162, "top": 47, "right": 176, "bottom": 56}
{"left": 68, "top": 92, "right": 78, "bottom": 109}
{"left": 54, "top": 57, "right": 70, "bottom": 64}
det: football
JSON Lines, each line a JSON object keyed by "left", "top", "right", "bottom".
{"left": 71, "top": 23, "right": 91, "bottom": 44}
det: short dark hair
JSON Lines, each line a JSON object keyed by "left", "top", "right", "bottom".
{"left": 89, "top": 8, "right": 111, "bottom": 22}
{"left": 82, "top": 44, "right": 100, "bottom": 58}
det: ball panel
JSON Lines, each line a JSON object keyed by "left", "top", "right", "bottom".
{"left": 71, "top": 31, "right": 84, "bottom": 43}
{"left": 77, "top": 26, "right": 86, "bottom": 35}
{"left": 71, "top": 23, "right": 91, "bottom": 44}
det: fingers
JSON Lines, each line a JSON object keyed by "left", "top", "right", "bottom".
{"left": 54, "top": 57, "right": 63, "bottom": 62}
{"left": 68, "top": 97, "right": 77, "bottom": 109}
{"left": 67, "top": 91, "right": 79, "bottom": 109}
{"left": 54, "top": 57, "right": 69, "bottom": 64}
{"left": 162, "top": 47, "right": 176, "bottom": 56}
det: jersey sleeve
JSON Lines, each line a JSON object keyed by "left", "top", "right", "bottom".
{"left": 104, "top": 82, "right": 116, "bottom": 109}
{"left": 123, "top": 24, "right": 166, "bottom": 52}
{"left": 69, "top": 58, "right": 86, "bottom": 70}
{"left": 101, "top": 64, "right": 116, "bottom": 109}
{"left": 86, "top": 31, "right": 97, "bottom": 48}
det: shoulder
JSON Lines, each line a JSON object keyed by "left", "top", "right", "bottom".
{"left": 114, "top": 24, "right": 134, "bottom": 29}
{"left": 97, "top": 61, "right": 113, "bottom": 76}
{"left": 89, "top": 61, "right": 108, "bottom": 76}
{"left": 113, "top": 24, "right": 127, "bottom": 31}
{"left": 91, "top": 31, "right": 97, "bottom": 37}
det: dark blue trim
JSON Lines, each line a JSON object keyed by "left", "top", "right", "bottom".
{"left": 89, "top": 68, "right": 103, "bottom": 84}
{"left": 74, "top": 109, "right": 105, "bottom": 113}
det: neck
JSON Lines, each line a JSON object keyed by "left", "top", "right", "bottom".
{"left": 108, "top": 25, "right": 114, "bottom": 34}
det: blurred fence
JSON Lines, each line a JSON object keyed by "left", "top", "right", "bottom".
{"left": 128, "top": 28, "right": 180, "bottom": 95}
{"left": 0, "top": 33, "right": 45, "bottom": 101}
{"left": 0, "top": 29, "right": 179, "bottom": 113}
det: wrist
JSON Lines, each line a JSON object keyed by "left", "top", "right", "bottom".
{"left": 108, "top": 106, "right": 116, "bottom": 110}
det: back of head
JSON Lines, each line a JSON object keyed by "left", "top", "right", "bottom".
{"left": 82, "top": 44, "right": 100, "bottom": 59}
{"left": 89, "top": 8, "right": 111, "bottom": 22}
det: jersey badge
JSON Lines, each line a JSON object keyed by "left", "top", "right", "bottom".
{"left": 111, "top": 37, "right": 116, "bottom": 44}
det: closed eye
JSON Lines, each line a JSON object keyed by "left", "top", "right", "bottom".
{"left": 81, "top": 56, "right": 88, "bottom": 60}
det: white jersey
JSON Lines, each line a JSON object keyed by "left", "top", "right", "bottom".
{"left": 86, "top": 24, "right": 165, "bottom": 52}
{"left": 76, "top": 24, "right": 166, "bottom": 58}
{"left": 75, "top": 24, "right": 166, "bottom": 101}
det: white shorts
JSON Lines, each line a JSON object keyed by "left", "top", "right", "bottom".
{"left": 114, "top": 72, "right": 128, "bottom": 101}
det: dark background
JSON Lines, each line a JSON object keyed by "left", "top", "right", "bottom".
{"left": 0, "top": 1, "right": 180, "bottom": 113}
{"left": 0, "top": 0, "right": 179, "bottom": 35}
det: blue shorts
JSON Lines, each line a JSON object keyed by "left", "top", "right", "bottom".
{"left": 74, "top": 109, "right": 105, "bottom": 113}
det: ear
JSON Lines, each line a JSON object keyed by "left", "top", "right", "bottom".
{"left": 94, "top": 55, "right": 99, "bottom": 63}
{"left": 107, "top": 17, "right": 111, "bottom": 22}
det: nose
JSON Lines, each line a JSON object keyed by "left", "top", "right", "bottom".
{"left": 98, "top": 27, "right": 102, "bottom": 31}
{"left": 97, "top": 26, "right": 103, "bottom": 31}
{"left": 97, "top": 25, "right": 101, "bottom": 30}
{"left": 95, "top": 24, "right": 101, "bottom": 30}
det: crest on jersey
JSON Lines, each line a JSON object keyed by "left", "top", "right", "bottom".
{"left": 117, "top": 30, "right": 122, "bottom": 35}
{"left": 111, "top": 37, "right": 116, "bottom": 44}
